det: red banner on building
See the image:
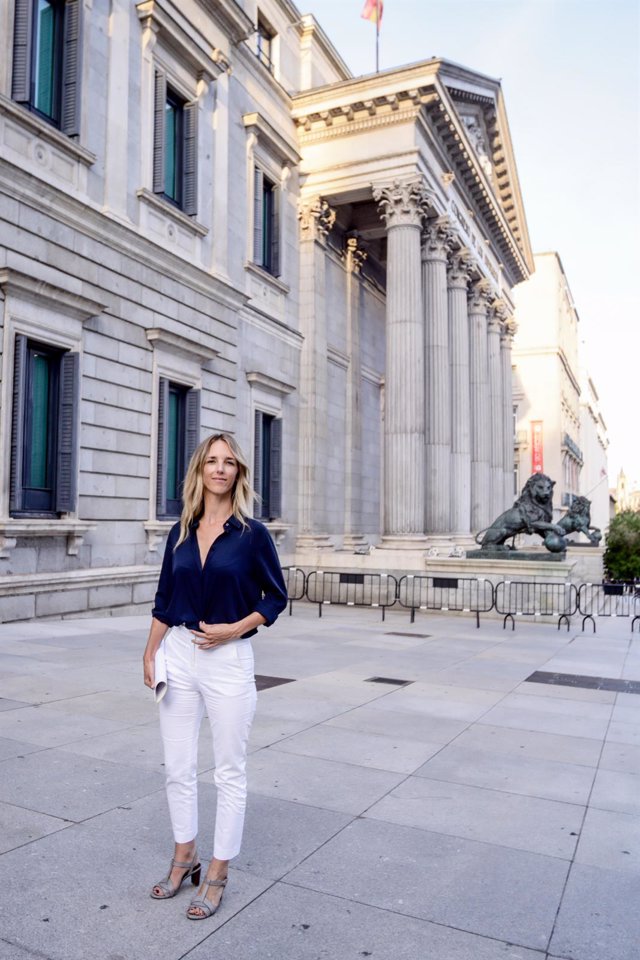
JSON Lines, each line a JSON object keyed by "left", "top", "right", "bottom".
{"left": 531, "top": 421, "right": 544, "bottom": 473}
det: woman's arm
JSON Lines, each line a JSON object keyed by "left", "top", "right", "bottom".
{"left": 142, "top": 617, "right": 170, "bottom": 688}
{"left": 192, "top": 611, "right": 266, "bottom": 649}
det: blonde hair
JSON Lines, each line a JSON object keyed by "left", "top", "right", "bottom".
{"left": 176, "top": 433, "right": 255, "bottom": 547}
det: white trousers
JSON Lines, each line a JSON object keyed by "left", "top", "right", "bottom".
{"left": 158, "top": 625, "right": 257, "bottom": 861}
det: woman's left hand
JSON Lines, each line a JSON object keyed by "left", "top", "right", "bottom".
{"left": 192, "top": 621, "right": 238, "bottom": 649}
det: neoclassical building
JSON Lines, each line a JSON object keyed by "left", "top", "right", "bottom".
{"left": 0, "top": 0, "right": 532, "bottom": 620}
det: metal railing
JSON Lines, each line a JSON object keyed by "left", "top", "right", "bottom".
{"left": 281, "top": 566, "right": 306, "bottom": 615}
{"left": 577, "top": 582, "right": 640, "bottom": 633}
{"left": 494, "top": 581, "right": 579, "bottom": 631}
{"left": 305, "top": 571, "right": 398, "bottom": 619}
{"left": 396, "top": 575, "right": 494, "bottom": 628}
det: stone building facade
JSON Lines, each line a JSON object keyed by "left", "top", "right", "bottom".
{"left": 0, "top": 0, "right": 532, "bottom": 620}
{"left": 512, "top": 252, "right": 609, "bottom": 533}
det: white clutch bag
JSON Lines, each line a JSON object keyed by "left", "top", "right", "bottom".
{"left": 153, "top": 641, "right": 168, "bottom": 703}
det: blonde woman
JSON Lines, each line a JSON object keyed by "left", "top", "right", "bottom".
{"left": 143, "top": 433, "right": 287, "bottom": 919}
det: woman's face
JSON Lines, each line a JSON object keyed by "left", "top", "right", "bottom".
{"left": 202, "top": 439, "right": 239, "bottom": 498}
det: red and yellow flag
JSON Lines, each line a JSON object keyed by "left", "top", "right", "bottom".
{"left": 361, "top": 0, "right": 383, "bottom": 25}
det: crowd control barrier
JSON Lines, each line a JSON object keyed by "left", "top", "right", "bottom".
{"left": 396, "top": 575, "right": 494, "bottom": 628}
{"left": 577, "top": 582, "right": 640, "bottom": 633}
{"left": 494, "top": 580, "right": 579, "bottom": 631}
{"left": 305, "top": 571, "right": 398, "bottom": 620}
{"left": 281, "top": 566, "right": 307, "bottom": 615}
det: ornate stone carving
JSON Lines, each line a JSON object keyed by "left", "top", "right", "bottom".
{"left": 346, "top": 236, "right": 367, "bottom": 274}
{"left": 447, "top": 247, "right": 473, "bottom": 288}
{"left": 298, "top": 198, "right": 336, "bottom": 242}
{"left": 467, "top": 278, "right": 492, "bottom": 312}
{"left": 488, "top": 297, "right": 508, "bottom": 331}
{"left": 422, "top": 215, "right": 453, "bottom": 260}
{"left": 373, "top": 179, "right": 430, "bottom": 229}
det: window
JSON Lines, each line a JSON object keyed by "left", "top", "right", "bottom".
{"left": 255, "top": 17, "right": 275, "bottom": 73}
{"left": 153, "top": 71, "right": 198, "bottom": 215}
{"left": 254, "top": 411, "right": 282, "bottom": 520}
{"left": 11, "top": 0, "right": 82, "bottom": 135}
{"left": 253, "top": 167, "right": 280, "bottom": 276}
{"left": 10, "top": 335, "right": 79, "bottom": 515}
{"left": 156, "top": 378, "right": 200, "bottom": 519}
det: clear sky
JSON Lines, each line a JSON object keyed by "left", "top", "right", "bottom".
{"left": 301, "top": 0, "right": 640, "bottom": 487}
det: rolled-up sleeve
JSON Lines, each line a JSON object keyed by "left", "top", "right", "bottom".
{"left": 151, "top": 525, "right": 178, "bottom": 625}
{"left": 253, "top": 524, "right": 288, "bottom": 626}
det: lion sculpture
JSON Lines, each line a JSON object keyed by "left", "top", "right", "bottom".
{"left": 557, "top": 496, "right": 602, "bottom": 545}
{"left": 476, "top": 473, "right": 567, "bottom": 553}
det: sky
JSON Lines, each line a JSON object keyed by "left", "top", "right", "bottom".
{"left": 300, "top": 0, "right": 640, "bottom": 487}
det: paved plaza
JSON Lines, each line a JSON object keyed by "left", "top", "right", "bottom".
{"left": 0, "top": 604, "right": 639, "bottom": 960}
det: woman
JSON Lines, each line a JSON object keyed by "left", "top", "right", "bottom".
{"left": 143, "top": 433, "right": 287, "bottom": 919}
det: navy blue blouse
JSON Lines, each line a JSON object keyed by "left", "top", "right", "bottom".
{"left": 152, "top": 516, "right": 288, "bottom": 636}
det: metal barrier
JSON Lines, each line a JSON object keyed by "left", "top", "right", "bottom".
{"left": 577, "top": 583, "right": 640, "bottom": 633}
{"left": 396, "top": 575, "right": 494, "bottom": 628}
{"left": 494, "top": 581, "right": 579, "bottom": 631}
{"left": 281, "top": 566, "right": 306, "bottom": 615}
{"left": 305, "top": 571, "right": 398, "bottom": 620}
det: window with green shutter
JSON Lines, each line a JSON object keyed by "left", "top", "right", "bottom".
{"left": 153, "top": 72, "right": 198, "bottom": 215}
{"left": 11, "top": 0, "right": 82, "bottom": 135}
{"left": 156, "top": 378, "right": 200, "bottom": 519}
{"left": 254, "top": 411, "right": 282, "bottom": 520}
{"left": 10, "top": 336, "right": 79, "bottom": 516}
{"left": 253, "top": 167, "right": 280, "bottom": 277}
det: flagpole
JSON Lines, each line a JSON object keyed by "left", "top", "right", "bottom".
{"left": 376, "top": 0, "right": 380, "bottom": 72}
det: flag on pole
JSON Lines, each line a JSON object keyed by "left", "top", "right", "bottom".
{"left": 361, "top": 0, "right": 384, "bottom": 25}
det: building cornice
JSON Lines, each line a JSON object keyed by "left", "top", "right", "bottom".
{"left": 243, "top": 112, "right": 300, "bottom": 165}
{"left": 194, "top": 0, "right": 253, "bottom": 45}
{"left": 136, "top": 1, "right": 228, "bottom": 79}
{"left": 146, "top": 327, "right": 219, "bottom": 362}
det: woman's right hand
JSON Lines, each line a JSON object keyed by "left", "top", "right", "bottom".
{"left": 143, "top": 656, "right": 155, "bottom": 689}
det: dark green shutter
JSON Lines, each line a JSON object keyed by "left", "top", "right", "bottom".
{"left": 11, "top": 0, "right": 33, "bottom": 104}
{"left": 269, "top": 416, "right": 282, "bottom": 518}
{"left": 184, "top": 388, "right": 200, "bottom": 463}
{"left": 183, "top": 100, "right": 198, "bottom": 216}
{"left": 61, "top": 0, "right": 82, "bottom": 136}
{"left": 156, "top": 377, "right": 169, "bottom": 517}
{"left": 254, "top": 409, "right": 264, "bottom": 517}
{"left": 55, "top": 350, "right": 79, "bottom": 512}
{"left": 9, "top": 335, "right": 27, "bottom": 514}
{"left": 153, "top": 70, "right": 167, "bottom": 195}
{"left": 253, "top": 167, "right": 264, "bottom": 264}
{"left": 271, "top": 185, "right": 281, "bottom": 277}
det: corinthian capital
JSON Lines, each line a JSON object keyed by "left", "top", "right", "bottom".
{"left": 422, "top": 216, "right": 453, "bottom": 260}
{"left": 467, "top": 278, "right": 492, "bottom": 312}
{"left": 488, "top": 297, "right": 508, "bottom": 331}
{"left": 346, "top": 236, "right": 367, "bottom": 274}
{"left": 447, "top": 247, "right": 473, "bottom": 288}
{"left": 298, "top": 197, "right": 336, "bottom": 242}
{"left": 500, "top": 317, "right": 517, "bottom": 342}
{"left": 373, "top": 179, "right": 430, "bottom": 229}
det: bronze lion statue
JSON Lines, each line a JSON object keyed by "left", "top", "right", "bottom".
{"left": 557, "top": 496, "right": 602, "bottom": 545}
{"left": 476, "top": 473, "right": 567, "bottom": 552}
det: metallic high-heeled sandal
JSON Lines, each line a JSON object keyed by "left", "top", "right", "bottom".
{"left": 187, "top": 876, "right": 227, "bottom": 919}
{"left": 150, "top": 853, "right": 201, "bottom": 899}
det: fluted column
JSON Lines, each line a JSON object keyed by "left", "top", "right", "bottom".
{"left": 296, "top": 198, "right": 336, "bottom": 548}
{"left": 374, "top": 180, "right": 428, "bottom": 540}
{"left": 343, "top": 236, "right": 367, "bottom": 548}
{"left": 488, "top": 300, "right": 505, "bottom": 519}
{"left": 448, "top": 248, "right": 472, "bottom": 536}
{"left": 501, "top": 318, "right": 516, "bottom": 508}
{"left": 422, "top": 217, "right": 452, "bottom": 533}
{"left": 468, "top": 279, "right": 492, "bottom": 534}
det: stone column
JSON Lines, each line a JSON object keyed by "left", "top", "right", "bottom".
{"left": 488, "top": 300, "right": 505, "bottom": 519}
{"left": 448, "top": 248, "right": 473, "bottom": 537}
{"left": 422, "top": 217, "right": 452, "bottom": 534}
{"left": 343, "top": 236, "right": 367, "bottom": 549}
{"left": 501, "top": 318, "right": 516, "bottom": 508}
{"left": 468, "top": 279, "right": 492, "bottom": 534}
{"left": 373, "top": 180, "right": 428, "bottom": 542}
{"left": 296, "top": 198, "right": 336, "bottom": 549}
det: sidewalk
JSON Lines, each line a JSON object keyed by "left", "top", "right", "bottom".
{"left": 0, "top": 605, "right": 639, "bottom": 960}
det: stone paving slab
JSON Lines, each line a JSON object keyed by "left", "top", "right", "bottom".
{"left": 186, "top": 882, "right": 545, "bottom": 960}
{"left": 0, "top": 609, "right": 639, "bottom": 960}
{"left": 286, "top": 817, "right": 569, "bottom": 951}
{"left": 364, "top": 775, "right": 583, "bottom": 858}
